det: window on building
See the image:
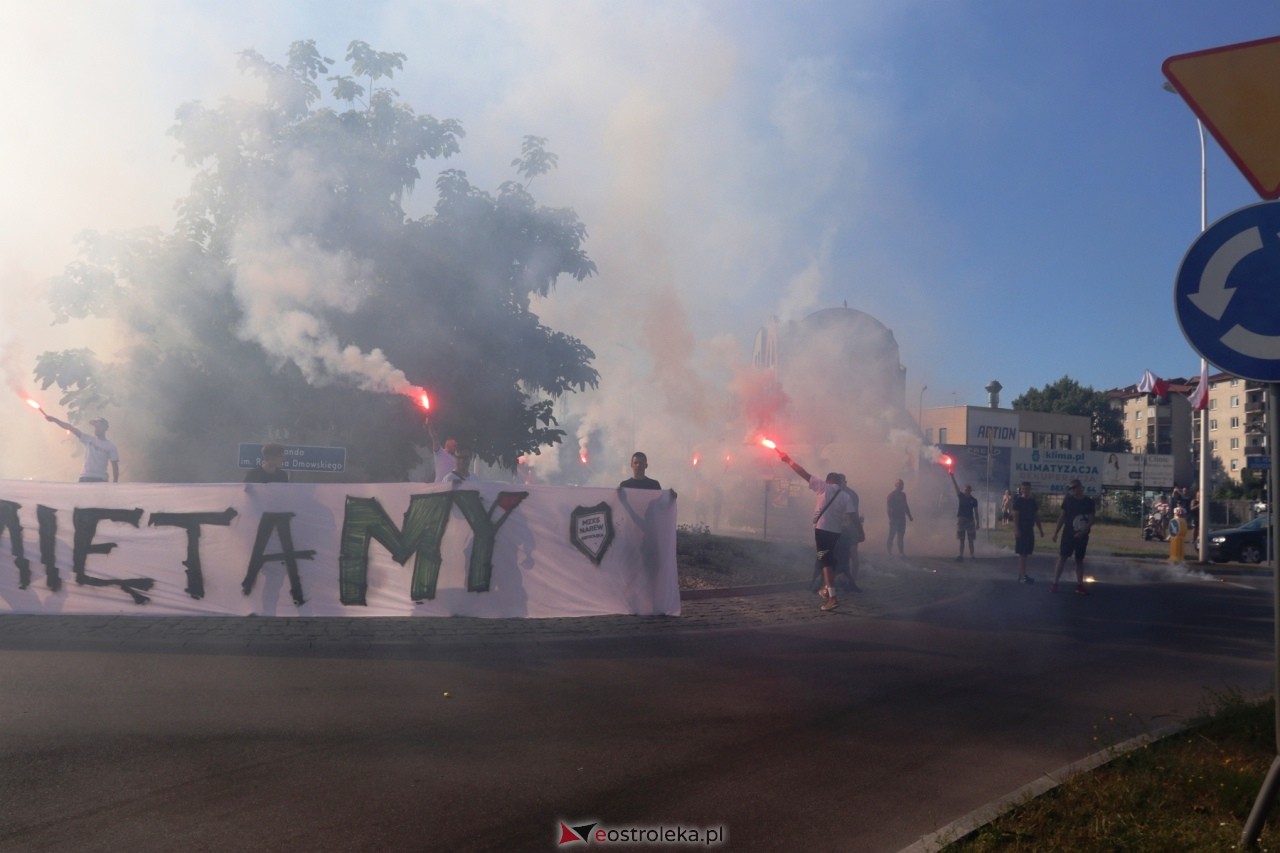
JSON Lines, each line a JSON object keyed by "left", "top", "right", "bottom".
{"left": 1231, "top": 378, "right": 1240, "bottom": 386}
{"left": 1057, "top": 434, "right": 1072, "bottom": 449}
{"left": 924, "top": 428, "right": 933, "bottom": 444}
{"left": 1230, "top": 437, "right": 1240, "bottom": 450}
{"left": 1210, "top": 399, "right": 1218, "bottom": 410}
{"left": 1231, "top": 395, "right": 1241, "bottom": 407}
{"left": 1230, "top": 416, "right": 1240, "bottom": 428}
{"left": 1231, "top": 458, "right": 1239, "bottom": 471}
{"left": 1209, "top": 419, "right": 1218, "bottom": 431}
{"left": 1135, "top": 409, "right": 1143, "bottom": 420}
{"left": 938, "top": 428, "right": 947, "bottom": 444}
{"left": 1135, "top": 426, "right": 1143, "bottom": 439}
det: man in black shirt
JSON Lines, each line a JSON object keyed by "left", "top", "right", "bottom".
{"left": 950, "top": 472, "right": 979, "bottom": 561}
{"left": 1052, "top": 479, "right": 1096, "bottom": 595}
{"left": 619, "top": 451, "right": 661, "bottom": 490}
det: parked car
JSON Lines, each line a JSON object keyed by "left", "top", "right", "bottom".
{"left": 1207, "top": 515, "right": 1272, "bottom": 564}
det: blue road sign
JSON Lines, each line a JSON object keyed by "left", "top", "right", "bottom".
{"left": 1176, "top": 200, "right": 1280, "bottom": 381}
{"left": 1247, "top": 456, "right": 1272, "bottom": 471}
{"left": 238, "top": 443, "right": 346, "bottom": 474}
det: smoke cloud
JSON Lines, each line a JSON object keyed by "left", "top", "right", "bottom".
{"left": 1, "top": 2, "right": 956, "bottom": 540}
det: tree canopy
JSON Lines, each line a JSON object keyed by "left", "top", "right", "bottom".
{"left": 35, "top": 40, "right": 598, "bottom": 481}
{"left": 1012, "top": 375, "right": 1128, "bottom": 452}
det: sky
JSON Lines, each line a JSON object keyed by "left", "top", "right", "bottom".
{"left": 1, "top": 0, "right": 1277, "bottom": 484}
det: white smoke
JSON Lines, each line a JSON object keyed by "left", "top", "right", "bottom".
{"left": 231, "top": 225, "right": 411, "bottom": 395}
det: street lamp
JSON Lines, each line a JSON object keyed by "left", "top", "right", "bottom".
{"left": 1164, "top": 81, "right": 1210, "bottom": 560}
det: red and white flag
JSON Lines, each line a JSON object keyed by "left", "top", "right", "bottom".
{"left": 1137, "top": 369, "right": 1169, "bottom": 399}
{"left": 1187, "top": 362, "right": 1210, "bottom": 411}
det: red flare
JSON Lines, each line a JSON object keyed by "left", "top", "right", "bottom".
{"left": 25, "top": 399, "right": 43, "bottom": 412}
{"left": 579, "top": 448, "right": 589, "bottom": 465}
{"left": 760, "top": 438, "right": 777, "bottom": 450}
{"left": 938, "top": 454, "right": 954, "bottom": 473}
{"left": 692, "top": 454, "right": 700, "bottom": 467}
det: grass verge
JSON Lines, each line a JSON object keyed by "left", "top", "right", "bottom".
{"left": 942, "top": 690, "right": 1278, "bottom": 851}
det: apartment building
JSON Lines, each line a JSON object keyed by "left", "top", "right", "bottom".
{"left": 1109, "top": 372, "right": 1268, "bottom": 491}
{"left": 1192, "top": 373, "right": 1266, "bottom": 484}
{"left": 1109, "top": 380, "right": 1195, "bottom": 488}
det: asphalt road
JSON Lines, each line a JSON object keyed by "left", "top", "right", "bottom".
{"left": 0, "top": 554, "right": 1271, "bottom": 852}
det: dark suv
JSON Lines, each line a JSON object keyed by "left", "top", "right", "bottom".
{"left": 1207, "top": 515, "right": 1272, "bottom": 564}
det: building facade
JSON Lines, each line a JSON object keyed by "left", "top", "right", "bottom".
{"left": 1108, "top": 382, "right": 1195, "bottom": 488}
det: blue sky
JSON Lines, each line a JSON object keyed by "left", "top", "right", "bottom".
{"left": 1, "top": 1, "right": 1277, "bottom": 478}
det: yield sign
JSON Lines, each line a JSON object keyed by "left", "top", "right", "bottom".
{"left": 1163, "top": 35, "right": 1280, "bottom": 200}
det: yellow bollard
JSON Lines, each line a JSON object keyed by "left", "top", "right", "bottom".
{"left": 1168, "top": 509, "right": 1187, "bottom": 563}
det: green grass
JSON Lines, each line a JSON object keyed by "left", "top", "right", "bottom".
{"left": 942, "top": 691, "right": 1279, "bottom": 852}
{"left": 675, "top": 527, "right": 813, "bottom": 589}
{"left": 985, "top": 520, "right": 1195, "bottom": 560}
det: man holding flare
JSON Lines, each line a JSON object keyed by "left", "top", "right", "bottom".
{"left": 764, "top": 439, "right": 857, "bottom": 612}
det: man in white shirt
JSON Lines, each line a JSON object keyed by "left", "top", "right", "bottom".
{"left": 44, "top": 414, "right": 119, "bottom": 483}
{"left": 427, "top": 419, "right": 457, "bottom": 483}
{"left": 772, "top": 447, "right": 856, "bottom": 612}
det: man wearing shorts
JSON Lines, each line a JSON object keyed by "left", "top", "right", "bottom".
{"left": 1052, "top": 479, "right": 1095, "bottom": 595}
{"left": 1011, "top": 481, "right": 1044, "bottom": 584}
{"left": 772, "top": 447, "right": 856, "bottom": 612}
{"left": 950, "top": 472, "right": 978, "bottom": 560}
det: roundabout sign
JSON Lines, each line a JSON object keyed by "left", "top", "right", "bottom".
{"left": 1175, "top": 200, "right": 1280, "bottom": 381}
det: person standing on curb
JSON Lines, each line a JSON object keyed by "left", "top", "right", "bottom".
{"left": 950, "top": 471, "right": 979, "bottom": 561}
{"left": 885, "top": 479, "right": 913, "bottom": 557}
{"left": 1011, "top": 481, "right": 1044, "bottom": 584}
{"left": 1052, "top": 479, "right": 1095, "bottom": 595}
{"left": 772, "top": 446, "right": 856, "bottom": 612}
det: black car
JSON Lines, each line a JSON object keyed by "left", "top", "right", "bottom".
{"left": 1207, "top": 515, "right": 1272, "bottom": 564}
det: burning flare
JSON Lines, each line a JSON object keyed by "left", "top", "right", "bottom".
{"left": 760, "top": 438, "right": 777, "bottom": 450}
{"left": 25, "top": 398, "right": 43, "bottom": 412}
{"left": 579, "top": 448, "right": 589, "bottom": 465}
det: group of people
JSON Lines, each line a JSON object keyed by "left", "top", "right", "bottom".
{"left": 765, "top": 442, "right": 1100, "bottom": 610}
{"left": 42, "top": 411, "right": 1097, "bottom": 601}
{"left": 945, "top": 472, "right": 1096, "bottom": 595}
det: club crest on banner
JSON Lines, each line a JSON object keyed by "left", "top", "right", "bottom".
{"left": 570, "top": 502, "right": 614, "bottom": 565}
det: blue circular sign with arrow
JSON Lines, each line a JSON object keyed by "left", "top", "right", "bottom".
{"left": 1176, "top": 200, "right": 1280, "bottom": 381}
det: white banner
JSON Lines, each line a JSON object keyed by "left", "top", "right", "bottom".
{"left": 0, "top": 481, "right": 680, "bottom": 618}
{"left": 1100, "top": 452, "right": 1176, "bottom": 490}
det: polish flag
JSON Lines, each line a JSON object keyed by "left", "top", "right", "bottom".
{"left": 1187, "top": 362, "right": 1210, "bottom": 412}
{"left": 1137, "top": 369, "right": 1169, "bottom": 399}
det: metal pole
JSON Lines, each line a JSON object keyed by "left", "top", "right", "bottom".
{"left": 1196, "top": 118, "right": 1211, "bottom": 561}
{"left": 1241, "top": 382, "right": 1280, "bottom": 849}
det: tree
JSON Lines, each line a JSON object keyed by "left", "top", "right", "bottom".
{"left": 1012, "top": 376, "right": 1129, "bottom": 452}
{"left": 35, "top": 40, "right": 597, "bottom": 481}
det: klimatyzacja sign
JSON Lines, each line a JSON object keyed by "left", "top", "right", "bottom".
{"left": 0, "top": 481, "right": 679, "bottom": 618}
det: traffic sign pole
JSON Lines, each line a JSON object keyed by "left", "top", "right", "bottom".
{"left": 1243, "top": 383, "right": 1280, "bottom": 849}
